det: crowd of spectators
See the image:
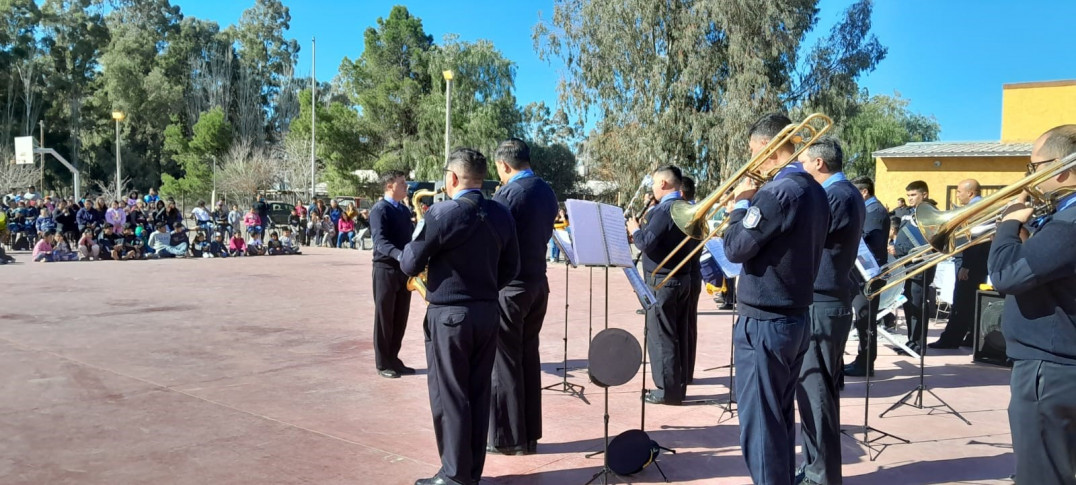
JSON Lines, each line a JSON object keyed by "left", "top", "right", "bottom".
{"left": 2, "top": 185, "right": 309, "bottom": 263}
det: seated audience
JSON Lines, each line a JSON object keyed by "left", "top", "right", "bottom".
{"left": 33, "top": 230, "right": 55, "bottom": 262}
{"left": 228, "top": 232, "right": 247, "bottom": 257}
{"left": 78, "top": 228, "right": 101, "bottom": 261}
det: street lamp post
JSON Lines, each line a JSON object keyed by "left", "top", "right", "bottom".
{"left": 111, "top": 111, "right": 125, "bottom": 198}
{"left": 443, "top": 70, "right": 453, "bottom": 163}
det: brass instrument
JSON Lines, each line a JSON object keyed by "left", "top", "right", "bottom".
{"left": 865, "top": 151, "right": 1076, "bottom": 299}
{"left": 406, "top": 188, "right": 442, "bottom": 300}
{"left": 625, "top": 174, "right": 654, "bottom": 219}
{"left": 650, "top": 113, "right": 835, "bottom": 290}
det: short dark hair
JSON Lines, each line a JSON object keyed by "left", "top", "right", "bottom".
{"left": 379, "top": 170, "right": 407, "bottom": 188}
{"left": 446, "top": 147, "right": 488, "bottom": 181}
{"left": 681, "top": 176, "right": 696, "bottom": 201}
{"left": 805, "top": 136, "right": 843, "bottom": 173}
{"left": 495, "top": 138, "right": 531, "bottom": 170}
{"left": 906, "top": 180, "right": 929, "bottom": 193}
{"left": 851, "top": 176, "right": 874, "bottom": 196}
{"left": 653, "top": 165, "right": 683, "bottom": 189}
{"left": 1039, "top": 124, "right": 1076, "bottom": 161}
{"left": 749, "top": 113, "right": 793, "bottom": 141}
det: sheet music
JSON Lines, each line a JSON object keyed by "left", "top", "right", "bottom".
{"left": 564, "top": 200, "right": 634, "bottom": 267}
{"left": 623, "top": 266, "right": 658, "bottom": 307}
{"left": 705, "top": 238, "right": 742, "bottom": 277}
{"left": 551, "top": 229, "right": 578, "bottom": 267}
{"left": 854, "top": 239, "right": 881, "bottom": 280}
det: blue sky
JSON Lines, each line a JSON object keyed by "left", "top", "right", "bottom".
{"left": 179, "top": 0, "right": 1076, "bottom": 141}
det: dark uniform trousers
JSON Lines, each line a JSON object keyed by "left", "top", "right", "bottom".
{"left": 685, "top": 267, "right": 702, "bottom": 383}
{"left": 736, "top": 312, "right": 810, "bottom": 485}
{"left": 1010, "top": 359, "right": 1076, "bottom": 485}
{"left": 646, "top": 275, "right": 691, "bottom": 404}
{"left": 796, "top": 300, "right": 853, "bottom": 484}
{"left": 903, "top": 267, "right": 935, "bottom": 345}
{"left": 938, "top": 272, "right": 987, "bottom": 344}
{"left": 851, "top": 289, "right": 880, "bottom": 366}
{"left": 373, "top": 264, "right": 411, "bottom": 371}
{"left": 425, "top": 301, "right": 499, "bottom": 485}
{"left": 489, "top": 281, "right": 549, "bottom": 447}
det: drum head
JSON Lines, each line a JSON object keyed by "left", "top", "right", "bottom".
{"left": 588, "top": 328, "right": 642, "bottom": 388}
{"left": 608, "top": 429, "right": 655, "bottom": 475}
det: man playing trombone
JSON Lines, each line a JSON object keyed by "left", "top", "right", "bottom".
{"left": 794, "top": 136, "right": 864, "bottom": 485}
{"left": 626, "top": 165, "right": 698, "bottom": 405}
{"left": 890, "top": 180, "right": 936, "bottom": 355}
{"left": 988, "top": 124, "right": 1076, "bottom": 485}
{"left": 723, "top": 113, "right": 829, "bottom": 484}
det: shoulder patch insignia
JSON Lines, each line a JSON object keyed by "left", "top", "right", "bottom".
{"left": 743, "top": 206, "right": 762, "bottom": 229}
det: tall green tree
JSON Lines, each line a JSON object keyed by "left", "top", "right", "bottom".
{"left": 233, "top": 0, "right": 299, "bottom": 143}
{"left": 161, "top": 106, "right": 233, "bottom": 200}
{"left": 286, "top": 88, "right": 367, "bottom": 195}
{"left": 339, "top": 5, "right": 433, "bottom": 174}
{"left": 535, "top": 0, "right": 886, "bottom": 198}
{"left": 840, "top": 91, "right": 940, "bottom": 177}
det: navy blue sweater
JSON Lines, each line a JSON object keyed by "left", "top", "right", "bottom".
{"left": 493, "top": 174, "right": 558, "bottom": 286}
{"left": 989, "top": 202, "right": 1076, "bottom": 365}
{"left": 862, "top": 198, "right": 891, "bottom": 268}
{"left": 814, "top": 178, "right": 865, "bottom": 301}
{"left": 632, "top": 196, "right": 699, "bottom": 280}
{"left": 723, "top": 171, "right": 829, "bottom": 318}
{"left": 400, "top": 191, "right": 520, "bottom": 305}
{"left": 369, "top": 198, "right": 414, "bottom": 267}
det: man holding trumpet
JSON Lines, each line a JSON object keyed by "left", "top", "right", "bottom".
{"left": 988, "top": 124, "right": 1076, "bottom": 485}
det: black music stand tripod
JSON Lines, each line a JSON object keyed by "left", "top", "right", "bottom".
{"left": 543, "top": 236, "right": 585, "bottom": 401}
{"left": 879, "top": 271, "right": 971, "bottom": 425}
{"left": 841, "top": 283, "right": 908, "bottom": 460}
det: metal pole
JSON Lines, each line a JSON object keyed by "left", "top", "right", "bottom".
{"left": 310, "top": 37, "right": 317, "bottom": 201}
{"left": 444, "top": 78, "right": 452, "bottom": 162}
{"left": 115, "top": 118, "right": 121, "bottom": 198}
{"left": 39, "top": 120, "right": 44, "bottom": 190}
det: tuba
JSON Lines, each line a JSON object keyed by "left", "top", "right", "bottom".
{"left": 405, "top": 188, "right": 442, "bottom": 300}
{"left": 649, "top": 113, "right": 834, "bottom": 290}
{"left": 865, "top": 150, "right": 1076, "bottom": 299}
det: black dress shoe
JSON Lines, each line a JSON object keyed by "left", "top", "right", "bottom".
{"left": 379, "top": 369, "right": 400, "bottom": 379}
{"left": 414, "top": 476, "right": 452, "bottom": 485}
{"left": 486, "top": 443, "right": 527, "bottom": 456}
{"left": 719, "top": 303, "right": 734, "bottom": 310}
{"left": 843, "top": 363, "right": 874, "bottom": 377}
{"left": 397, "top": 366, "right": 417, "bottom": 375}
{"left": 643, "top": 391, "right": 680, "bottom": 405}
{"left": 927, "top": 340, "right": 960, "bottom": 350}
{"left": 526, "top": 439, "right": 537, "bottom": 454}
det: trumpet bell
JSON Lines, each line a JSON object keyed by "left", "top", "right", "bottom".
{"left": 669, "top": 200, "right": 710, "bottom": 240}
{"left": 914, "top": 203, "right": 980, "bottom": 252}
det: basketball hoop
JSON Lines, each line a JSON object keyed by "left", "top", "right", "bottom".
{"left": 14, "top": 136, "right": 35, "bottom": 164}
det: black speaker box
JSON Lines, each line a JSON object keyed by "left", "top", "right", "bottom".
{"left": 974, "top": 290, "right": 1011, "bottom": 367}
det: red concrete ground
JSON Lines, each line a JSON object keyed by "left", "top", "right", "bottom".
{"left": 1, "top": 247, "right": 1014, "bottom": 484}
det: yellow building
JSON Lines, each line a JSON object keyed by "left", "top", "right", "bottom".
{"left": 874, "top": 79, "right": 1076, "bottom": 209}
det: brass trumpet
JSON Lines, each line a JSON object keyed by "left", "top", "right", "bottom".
{"left": 649, "top": 113, "right": 834, "bottom": 290}
{"left": 865, "top": 150, "right": 1076, "bottom": 299}
{"left": 406, "top": 188, "right": 443, "bottom": 300}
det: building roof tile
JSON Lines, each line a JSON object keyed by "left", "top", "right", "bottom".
{"left": 873, "top": 141, "right": 1033, "bottom": 158}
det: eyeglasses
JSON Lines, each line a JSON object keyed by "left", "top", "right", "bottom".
{"left": 1027, "top": 158, "right": 1057, "bottom": 173}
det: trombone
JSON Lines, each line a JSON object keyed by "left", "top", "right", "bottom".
{"left": 624, "top": 174, "right": 654, "bottom": 220}
{"left": 406, "top": 188, "right": 443, "bottom": 300}
{"left": 649, "top": 113, "right": 835, "bottom": 290}
{"left": 865, "top": 150, "right": 1076, "bottom": 299}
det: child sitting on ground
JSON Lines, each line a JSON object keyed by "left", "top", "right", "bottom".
{"left": 191, "top": 233, "right": 209, "bottom": 258}
{"left": 246, "top": 231, "right": 266, "bottom": 256}
{"left": 228, "top": 232, "right": 246, "bottom": 257}
{"left": 280, "top": 228, "right": 301, "bottom": 255}
{"left": 52, "top": 233, "right": 78, "bottom": 261}
{"left": 208, "top": 233, "right": 228, "bottom": 258}
{"left": 320, "top": 215, "right": 335, "bottom": 248}
{"left": 77, "top": 228, "right": 100, "bottom": 261}
{"left": 267, "top": 231, "right": 284, "bottom": 255}
{"left": 33, "top": 230, "right": 55, "bottom": 262}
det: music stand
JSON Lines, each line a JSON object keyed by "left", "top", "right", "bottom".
{"left": 562, "top": 200, "right": 642, "bottom": 484}
{"left": 841, "top": 281, "right": 909, "bottom": 460}
{"left": 543, "top": 230, "right": 586, "bottom": 401}
{"left": 879, "top": 270, "right": 971, "bottom": 425}
{"left": 692, "top": 240, "right": 740, "bottom": 421}
{"left": 586, "top": 328, "right": 643, "bottom": 485}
